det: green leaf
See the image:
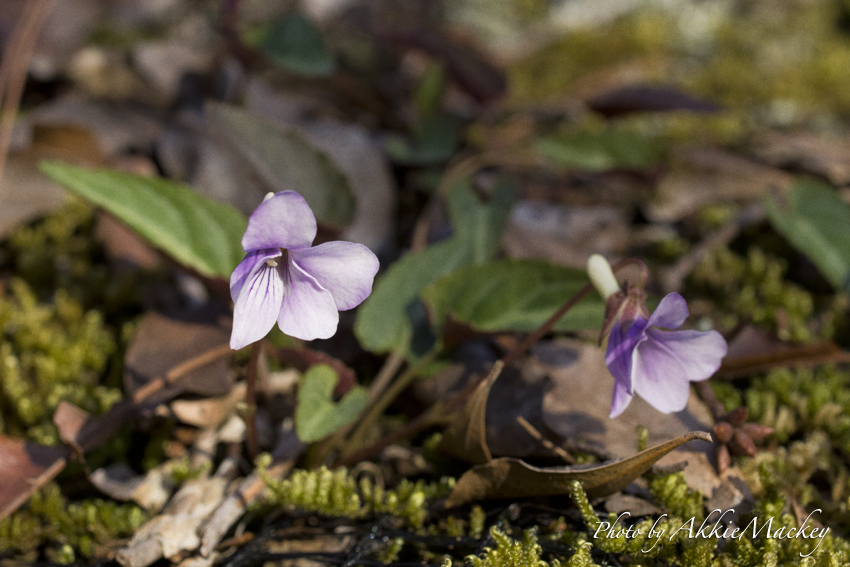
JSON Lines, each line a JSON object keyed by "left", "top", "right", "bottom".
{"left": 207, "top": 103, "right": 356, "bottom": 229}
{"left": 295, "top": 364, "right": 368, "bottom": 443}
{"left": 422, "top": 258, "right": 604, "bottom": 334}
{"left": 536, "top": 130, "right": 662, "bottom": 172}
{"left": 249, "top": 12, "right": 334, "bottom": 76}
{"left": 39, "top": 161, "right": 247, "bottom": 278}
{"left": 354, "top": 179, "right": 517, "bottom": 357}
{"left": 765, "top": 179, "right": 850, "bottom": 291}
{"left": 385, "top": 114, "right": 460, "bottom": 166}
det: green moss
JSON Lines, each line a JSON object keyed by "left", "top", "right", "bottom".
{"left": 0, "top": 278, "right": 118, "bottom": 444}
{"left": 0, "top": 483, "right": 146, "bottom": 560}
{"left": 256, "top": 457, "right": 455, "bottom": 528}
{"left": 467, "top": 526, "right": 559, "bottom": 567}
{"left": 690, "top": 247, "right": 815, "bottom": 342}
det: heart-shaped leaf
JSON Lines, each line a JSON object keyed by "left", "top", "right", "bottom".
{"left": 40, "top": 162, "right": 247, "bottom": 279}
{"left": 354, "top": 178, "right": 517, "bottom": 357}
{"left": 295, "top": 364, "right": 368, "bottom": 443}
{"left": 422, "top": 258, "right": 604, "bottom": 335}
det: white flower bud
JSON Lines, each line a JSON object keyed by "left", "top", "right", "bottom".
{"left": 587, "top": 254, "right": 620, "bottom": 300}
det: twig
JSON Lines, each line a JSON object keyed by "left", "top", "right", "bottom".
{"left": 516, "top": 416, "right": 575, "bottom": 464}
{"left": 694, "top": 381, "right": 726, "bottom": 421}
{"left": 0, "top": 0, "right": 55, "bottom": 189}
{"left": 199, "top": 430, "right": 305, "bottom": 556}
{"left": 131, "top": 344, "right": 233, "bottom": 403}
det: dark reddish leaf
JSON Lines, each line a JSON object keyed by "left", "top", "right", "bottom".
{"left": 587, "top": 85, "right": 721, "bottom": 118}
{"left": 0, "top": 435, "right": 69, "bottom": 521}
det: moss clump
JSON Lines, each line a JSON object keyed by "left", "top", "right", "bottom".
{"left": 0, "top": 277, "right": 118, "bottom": 444}
{"left": 256, "top": 457, "right": 455, "bottom": 528}
{"left": 0, "top": 482, "right": 146, "bottom": 562}
{"left": 690, "top": 246, "right": 815, "bottom": 342}
{"left": 467, "top": 526, "right": 561, "bottom": 567}
{"left": 746, "top": 366, "right": 850, "bottom": 448}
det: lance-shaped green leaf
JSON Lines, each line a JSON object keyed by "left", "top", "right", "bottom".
{"left": 354, "top": 179, "right": 517, "bottom": 357}
{"left": 40, "top": 161, "right": 246, "bottom": 278}
{"left": 295, "top": 364, "right": 368, "bottom": 443}
{"left": 422, "top": 258, "right": 604, "bottom": 335}
{"left": 207, "top": 102, "right": 356, "bottom": 229}
{"left": 536, "top": 130, "right": 662, "bottom": 172}
{"left": 765, "top": 179, "right": 850, "bottom": 291}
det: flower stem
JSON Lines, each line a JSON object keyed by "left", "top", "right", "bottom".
{"left": 340, "top": 349, "right": 439, "bottom": 457}
{"left": 245, "top": 341, "right": 263, "bottom": 460}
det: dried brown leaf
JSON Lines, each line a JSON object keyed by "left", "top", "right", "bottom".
{"left": 540, "top": 340, "right": 713, "bottom": 459}
{"left": 444, "top": 431, "right": 710, "bottom": 507}
{"left": 124, "top": 309, "right": 232, "bottom": 407}
{"left": 0, "top": 434, "right": 69, "bottom": 520}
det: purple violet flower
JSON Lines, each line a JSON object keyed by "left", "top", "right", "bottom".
{"left": 230, "top": 191, "right": 379, "bottom": 350}
{"left": 587, "top": 255, "right": 728, "bottom": 418}
{"left": 605, "top": 292, "right": 727, "bottom": 417}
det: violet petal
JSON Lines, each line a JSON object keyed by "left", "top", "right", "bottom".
{"left": 646, "top": 292, "right": 689, "bottom": 330}
{"left": 230, "top": 248, "right": 282, "bottom": 302}
{"left": 609, "top": 378, "right": 634, "bottom": 418}
{"left": 605, "top": 317, "right": 648, "bottom": 396}
{"left": 277, "top": 260, "right": 339, "bottom": 340}
{"left": 289, "top": 242, "right": 380, "bottom": 311}
{"left": 631, "top": 328, "right": 727, "bottom": 413}
{"left": 241, "top": 191, "right": 317, "bottom": 252}
{"left": 231, "top": 262, "right": 284, "bottom": 349}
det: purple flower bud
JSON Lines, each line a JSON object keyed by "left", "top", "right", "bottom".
{"left": 229, "top": 191, "right": 380, "bottom": 349}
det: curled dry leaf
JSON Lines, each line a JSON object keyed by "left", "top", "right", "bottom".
{"left": 437, "top": 361, "right": 503, "bottom": 464}
{"left": 444, "top": 431, "right": 711, "bottom": 507}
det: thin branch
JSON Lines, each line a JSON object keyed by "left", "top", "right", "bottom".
{"left": 516, "top": 416, "right": 575, "bottom": 464}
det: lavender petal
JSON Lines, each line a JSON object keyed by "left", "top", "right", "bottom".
{"left": 646, "top": 292, "right": 689, "bottom": 330}
{"left": 230, "top": 248, "right": 282, "bottom": 302}
{"left": 605, "top": 317, "right": 648, "bottom": 396}
{"left": 289, "top": 242, "right": 379, "bottom": 311}
{"left": 230, "top": 262, "right": 284, "bottom": 349}
{"left": 241, "top": 191, "right": 317, "bottom": 251}
{"left": 631, "top": 328, "right": 727, "bottom": 413}
{"left": 277, "top": 261, "right": 339, "bottom": 341}
{"left": 609, "top": 378, "right": 634, "bottom": 418}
